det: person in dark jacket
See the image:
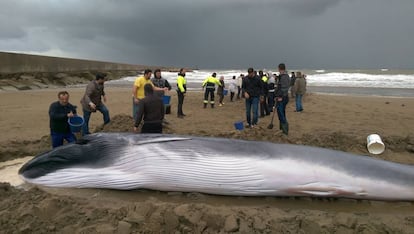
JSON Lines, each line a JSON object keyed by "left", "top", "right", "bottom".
{"left": 151, "top": 68, "right": 172, "bottom": 97}
{"left": 217, "top": 76, "right": 225, "bottom": 106}
{"left": 290, "top": 71, "right": 296, "bottom": 98}
{"left": 151, "top": 69, "right": 172, "bottom": 124}
{"left": 275, "top": 63, "right": 291, "bottom": 135}
{"left": 49, "top": 91, "right": 77, "bottom": 148}
{"left": 242, "top": 68, "right": 263, "bottom": 128}
{"left": 134, "top": 84, "right": 165, "bottom": 133}
{"left": 80, "top": 73, "right": 110, "bottom": 136}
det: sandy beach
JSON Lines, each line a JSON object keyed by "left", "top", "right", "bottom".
{"left": 1, "top": 86, "right": 414, "bottom": 233}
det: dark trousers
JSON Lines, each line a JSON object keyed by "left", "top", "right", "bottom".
{"left": 204, "top": 89, "right": 215, "bottom": 103}
{"left": 237, "top": 86, "right": 241, "bottom": 99}
{"left": 276, "top": 96, "right": 289, "bottom": 124}
{"left": 218, "top": 94, "right": 224, "bottom": 104}
{"left": 141, "top": 122, "right": 163, "bottom": 133}
{"left": 245, "top": 97, "right": 259, "bottom": 126}
{"left": 51, "top": 131, "right": 76, "bottom": 148}
{"left": 260, "top": 96, "right": 270, "bottom": 116}
{"left": 268, "top": 92, "right": 275, "bottom": 111}
{"left": 177, "top": 90, "right": 185, "bottom": 116}
{"left": 230, "top": 92, "right": 235, "bottom": 101}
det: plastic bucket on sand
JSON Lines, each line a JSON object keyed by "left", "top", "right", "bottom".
{"left": 367, "top": 134, "right": 385, "bottom": 154}
{"left": 223, "top": 89, "right": 228, "bottom": 96}
{"left": 163, "top": 95, "right": 171, "bottom": 105}
{"left": 234, "top": 121, "right": 244, "bottom": 130}
{"left": 68, "top": 116, "right": 84, "bottom": 133}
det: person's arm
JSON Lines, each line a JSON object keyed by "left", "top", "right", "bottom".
{"left": 70, "top": 104, "right": 77, "bottom": 115}
{"left": 202, "top": 78, "right": 208, "bottom": 87}
{"left": 177, "top": 77, "right": 185, "bottom": 93}
{"left": 49, "top": 103, "right": 66, "bottom": 120}
{"left": 83, "top": 82, "right": 94, "bottom": 106}
{"left": 152, "top": 82, "right": 165, "bottom": 91}
{"left": 242, "top": 79, "right": 250, "bottom": 99}
{"left": 132, "top": 79, "right": 140, "bottom": 103}
{"left": 165, "top": 79, "right": 172, "bottom": 90}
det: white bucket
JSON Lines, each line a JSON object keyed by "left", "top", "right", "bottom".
{"left": 367, "top": 134, "right": 385, "bottom": 154}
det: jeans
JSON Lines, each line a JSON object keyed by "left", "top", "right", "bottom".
{"left": 133, "top": 97, "right": 139, "bottom": 121}
{"left": 276, "top": 96, "right": 289, "bottom": 124}
{"left": 82, "top": 104, "right": 110, "bottom": 136}
{"left": 245, "top": 97, "right": 259, "bottom": 126}
{"left": 295, "top": 94, "right": 303, "bottom": 111}
{"left": 51, "top": 131, "right": 76, "bottom": 148}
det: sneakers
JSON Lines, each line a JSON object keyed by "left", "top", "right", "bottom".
{"left": 245, "top": 124, "right": 256, "bottom": 129}
{"left": 219, "top": 104, "right": 223, "bottom": 107}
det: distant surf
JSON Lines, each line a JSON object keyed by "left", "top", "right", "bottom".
{"left": 107, "top": 69, "right": 414, "bottom": 97}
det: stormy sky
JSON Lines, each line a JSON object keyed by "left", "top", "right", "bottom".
{"left": 1, "top": 0, "right": 413, "bottom": 69}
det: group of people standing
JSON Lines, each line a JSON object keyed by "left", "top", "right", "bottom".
{"left": 241, "top": 64, "right": 291, "bottom": 134}
{"left": 240, "top": 64, "right": 307, "bottom": 135}
{"left": 48, "top": 65, "right": 306, "bottom": 148}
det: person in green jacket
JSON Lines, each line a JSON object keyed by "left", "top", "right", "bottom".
{"left": 202, "top": 72, "right": 222, "bottom": 108}
{"left": 176, "top": 68, "right": 187, "bottom": 118}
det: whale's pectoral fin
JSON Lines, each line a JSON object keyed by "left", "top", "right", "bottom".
{"left": 286, "top": 182, "right": 367, "bottom": 197}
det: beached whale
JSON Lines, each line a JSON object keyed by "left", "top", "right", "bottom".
{"left": 19, "top": 133, "right": 414, "bottom": 201}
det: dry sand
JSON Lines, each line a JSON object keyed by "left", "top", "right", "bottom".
{"left": 1, "top": 87, "right": 414, "bottom": 233}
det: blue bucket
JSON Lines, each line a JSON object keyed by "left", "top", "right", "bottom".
{"left": 234, "top": 121, "right": 244, "bottom": 130}
{"left": 163, "top": 95, "right": 171, "bottom": 105}
{"left": 223, "top": 89, "right": 228, "bottom": 96}
{"left": 68, "top": 116, "right": 84, "bottom": 133}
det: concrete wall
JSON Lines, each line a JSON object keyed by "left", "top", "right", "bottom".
{"left": 0, "top": 52, "right": 147, "bottom": 73}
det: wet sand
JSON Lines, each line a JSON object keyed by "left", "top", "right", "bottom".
{"left": 1, "top": 87, "right": 414, "bottom": 233}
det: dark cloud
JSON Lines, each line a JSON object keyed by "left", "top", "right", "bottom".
{"left": 1, "top": 0, "right": 413, "bottom": 69}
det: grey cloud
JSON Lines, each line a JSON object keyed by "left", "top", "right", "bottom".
{"left": 1, "top": 0, "right": 413, "bottom": 69}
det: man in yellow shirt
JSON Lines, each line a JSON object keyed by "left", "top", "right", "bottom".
{"left": 132, "top": 69, "right": 167, "bottom": 121}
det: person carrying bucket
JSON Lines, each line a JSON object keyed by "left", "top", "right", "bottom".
{"left": 48, "top": 91, "right": 77, "bottom": 148}
{"left": 202, "top": 72, "right": 221, "bottom": 108}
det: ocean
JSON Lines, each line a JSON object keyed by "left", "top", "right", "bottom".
{"left": 107, "top": 69, "right": 414, "bottom": 97}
